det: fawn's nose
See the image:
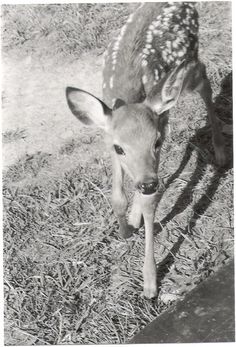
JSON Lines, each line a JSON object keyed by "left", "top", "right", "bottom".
{"left": 137, "top": 180, "right": 159, "bottom": 195}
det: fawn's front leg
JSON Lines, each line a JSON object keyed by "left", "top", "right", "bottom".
{"left": 129, "top": 191, "right": 143, "bottom": 229}
{"left": 112, "top": 154, "right": 133, "bottom": 239}
{"left": 140, "top": 192, "right": 158, "bottom": 298}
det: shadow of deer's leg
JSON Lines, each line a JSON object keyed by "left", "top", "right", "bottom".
{"left": 129, "top": 191, "right": 143, "bottom": 229}
{"left": 194, "top": 63, "right": 226, "bottom": 166}
{"left": 140, "top": 193, "right": 158, "bottom": 299}
{"left": 112, "top": 154, "right": 133, "bottom": 239}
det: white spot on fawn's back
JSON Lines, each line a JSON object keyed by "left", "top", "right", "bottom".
{"left": 178, "top": 50, "right": 185, "bottom": 57}
{"left": 110, "top": 76, "right": 114, "bottom": 89}
{"left": 127, "top": 13, "right": 134, "bottom": 23}
{"left": 142, "top": 75, "right": 148, "bottom": 84}
{"left": 142, "top": 59, "right": 148, "bottom": 67}
{"left": 154, "top": 69, "right": 159, "bottom": 81}
{"left": 112, "top": 98, "right": 116, "bottom": 107}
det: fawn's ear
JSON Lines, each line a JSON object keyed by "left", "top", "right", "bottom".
{"left": 147, "top": 60, "right": 186, "bottom": 114}
{"left": 112, "top": 98, "right": 126, "bottom": 111}
{"left": 160, "top": 60, "right": 186, "bottom": 112}
{"left": 66, "top": 87, "right": 112, "bottom": 130}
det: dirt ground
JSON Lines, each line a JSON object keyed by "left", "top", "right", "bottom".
{"left": 2, "top": 52, "right": 103, "bottom": 169}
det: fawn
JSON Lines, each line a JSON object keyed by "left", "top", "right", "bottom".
{"left": 66, "top": 2, "right": 226, "bottom": 298}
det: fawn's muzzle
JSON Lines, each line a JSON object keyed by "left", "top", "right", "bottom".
{"left": 137, "top": 180, "right": 159, "bottom": 195}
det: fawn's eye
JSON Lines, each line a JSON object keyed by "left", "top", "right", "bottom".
{"left": 114, "top": 144, "right": 125, "bottom": 155}
{"left": 155, "top": 138, "right": 162, "bottom": 150}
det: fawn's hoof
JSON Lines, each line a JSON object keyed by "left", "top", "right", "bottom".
{"left": 119, "top": 225, "right": 134, "bottom": 239}
{"left": 215, "top": 145, "right": 227, "bottom": 167}
{"left": 128, "top": 214, "right": 144, "bottom": 230}
{"left": 143, "top": 284, "right": 158, "bottom": 299}
{"left": 222, "top": 123, "right": 233, "bottom": 135}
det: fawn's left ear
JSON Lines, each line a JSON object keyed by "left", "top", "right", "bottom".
{"left": 66, "top": 87, "right": 112, "bottom": 130}
{"left": 147, "top": 60, "right": 187, "bottom": 114}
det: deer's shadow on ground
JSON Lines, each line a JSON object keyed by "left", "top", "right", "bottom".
{"left": 155, "top": 72, "right": 233, "bottom": 294}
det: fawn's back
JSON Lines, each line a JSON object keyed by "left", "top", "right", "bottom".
{"left": 103, "top": 2, "right": 199, "bottom": 108}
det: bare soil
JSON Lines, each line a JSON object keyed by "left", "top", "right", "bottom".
{"left": 2, "top": 52, "right": 103, "bottom": 169}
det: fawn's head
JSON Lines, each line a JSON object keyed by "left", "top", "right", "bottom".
{"left": 66, "top": 61, "right": 186, "bottom": 195}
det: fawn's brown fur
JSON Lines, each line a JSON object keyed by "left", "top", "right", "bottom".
{"left": 66, "top": 2, "right": 226, "bottom": 298}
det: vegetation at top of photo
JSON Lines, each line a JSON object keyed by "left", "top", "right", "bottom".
{"left": 2, "top": 3, "right": 134, "bottom": 58}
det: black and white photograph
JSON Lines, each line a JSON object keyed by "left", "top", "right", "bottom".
{"left": 2, "top": 0, "right": 234, "bottom": 345}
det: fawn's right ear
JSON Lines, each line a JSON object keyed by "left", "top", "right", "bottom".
{"left": 66, "top": 87, "right": 112, "bottom": 130}
{"left": 146, "top": 60, "right": 186, "bottom": 114}
{"left": 160, "top": 60, "right": 186, "bottom": 112}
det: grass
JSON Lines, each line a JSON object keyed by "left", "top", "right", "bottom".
{"left": 3, "top": 2, "right": 233, "bottom": 345}
{"left": 2, "top": 3, "right": 134, "bottom": 59}
{"left": 4, "top": 152, "right": 52, "bottom": 183}
{"left": 4, "top": 146, "right": 232, "bottom": 344}
{"left": 2, "top": 129, "right": 27, "bottom": 144}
